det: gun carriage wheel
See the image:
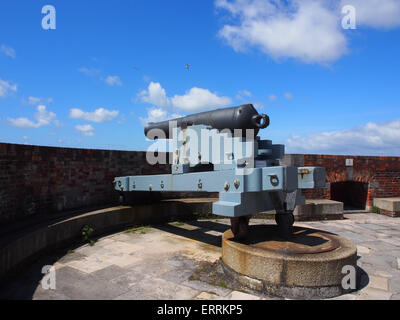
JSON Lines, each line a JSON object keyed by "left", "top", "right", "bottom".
{"left": 230, "top": 215, "right": 251, "bottom": 240}
{"left": 275, "top": 211, "right": 295, "bottom": 240}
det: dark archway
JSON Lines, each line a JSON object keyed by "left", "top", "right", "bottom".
{"left": 330, "top": 181, "right": 369, "bottom": 210}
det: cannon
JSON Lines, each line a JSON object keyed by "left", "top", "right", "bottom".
{"left": 114, "top": 104, "right": 325, "bottom": 239}
{"left": 144, "top": 104, "right": 270, "bottom": 139}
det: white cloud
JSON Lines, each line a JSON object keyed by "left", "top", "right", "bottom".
{"left": 286, "top": 118, "right": 400, "bottom": 155}
{"left": 171, "top": 87, "right": 232, "bottom": 112}
{"left": 75, "top": 124, "right": 95, "bottom": 136}
{"left": 236, "top": 89, "right": 252, "bottom": 100}
{"left": 78, "top": 67, "right": 101, "bottom": 77}
{"left": 216, "top": 0, "right": 400, "bottom": 64}
{"left": 341, "top": 0, "right": 400, "bottom": 28}
{"left": 105, "top": 75, "right": 123, "bottom": 87}
{"left": 284, "top": 92, "right": 293, "bottom": 99}
{"left": 8, "top": 105, "right": 57, "bottom": 128}
{"left": 139, "top": 107, "right": 183, "bottom": 126}
{"left": 27, "top": 97, "right": 41, "bottom": 105}
{"left": 0, "top": 79, "right": 17, "bottom": 98}
{"left": 139, "top": 107, "right": 168, "bottom": 126}
{"left": 269, "top": 94, "right": 277, "bottom": 101}
{"left": 254, "top": 102, "right": 265, "bottom": 110}
{"left": 25, "top": 96, "right": 53, "bottom": 105}
{"left": 138, "top": 82, "right": 232, "bottom": 112}
{"left": 69, "top": 108, "right": 119, "bottom": 123}
{"left": 117, "top": 115, "right": 126, "bottom": 125}
{"left": 0, "top": 44, "right": 16, "bottom": 58}
{"left": 78, "top": 68, "right": 123, "bottom": 87}
{"left": 138, "top": 82, "right": 171, "bottom": 108}
{"left": 216, "top": 0, "right": 348, "bottom": 64}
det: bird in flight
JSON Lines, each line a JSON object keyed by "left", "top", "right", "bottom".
{"left": 186, "top": 64, "right": 190, "bottom": 71}
{"left": 132, "top": 66, "right": 140, "bottom": 71}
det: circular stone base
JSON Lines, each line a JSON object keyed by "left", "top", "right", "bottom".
{"left": 221, "top": 225, "right": 357, "bottom": 299}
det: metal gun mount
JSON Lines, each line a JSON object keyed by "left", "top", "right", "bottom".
{"left": 114, "top": 104, "right": 325, "bottom": 239}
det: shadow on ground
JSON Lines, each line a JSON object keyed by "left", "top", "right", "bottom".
{"left": 154, "top": 220, "right": 231, "bottom": 247}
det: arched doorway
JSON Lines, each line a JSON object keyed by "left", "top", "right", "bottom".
{"left": 330, "top": 181, "right": 369, "bottom": 210}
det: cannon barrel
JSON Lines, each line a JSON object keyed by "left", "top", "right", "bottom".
{"left": 144, "top": 104, "right": 269, "bottom": 139}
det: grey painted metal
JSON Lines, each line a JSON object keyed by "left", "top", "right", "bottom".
{"left": 115, "top": 166, "right": 297, "bottom": 194}
{"left": 114, "top": 105, "right": 326, "bottom": 218}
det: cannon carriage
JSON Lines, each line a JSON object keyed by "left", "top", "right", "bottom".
{"left": 114, "top": 104, "right": 325, "bottom": 239}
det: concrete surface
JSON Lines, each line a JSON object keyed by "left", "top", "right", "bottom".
{"left": 0, "top": 197, "right": 346, "bottom": 284}
{"left": 0, "top": 211, "right": 399, "bottom": 300}
{"left": 0, "top": 199, "right": 216, "bottom": 282}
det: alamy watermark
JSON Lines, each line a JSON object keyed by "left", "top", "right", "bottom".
{"left": 341, "top": 265, "right": 356, "bottom": 290}
{"left": 342, "top": 5, "right": 357, "bottom": 30}
{"left": 41, "top": 265, "right": 56, "bottom": 290}
{"left": 42, "top": 5, "right": 56, "bottom": 30}
{"left": 145, "top": 122, "right": 257, "bottom": 174}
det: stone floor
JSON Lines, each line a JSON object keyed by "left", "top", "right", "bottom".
{"left": 0, "top": 211, "right": 399, "bottom": 300}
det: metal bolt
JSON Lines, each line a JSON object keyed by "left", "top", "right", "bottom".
{"left": 160, "top": 181, "right": 164, "bottom": 189}
{"left": 149, "top": 184, "right": 152, "bottom": 191}
{"left": 234, "top": 179, "right": 240, "bottom": 189}
{"left": 198, "top": 180, "right": 203, "bottom": 189}
{"left": 198, "top": 152, "right": 201, "bottom": 160}
{"left": 224, "top": 182, "right": 230, "bottom": 191}
{"left": 270, "top": 175, "right": 279, "bottom": 186}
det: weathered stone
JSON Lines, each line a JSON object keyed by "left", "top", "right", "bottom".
{"left": 357, "top": 245, "right": 371, "bottom": 255}
{"left": 2, "top": 214, "right": 400, "bottom": 300}
{"left": 116, "top": 277, "right": 199, "bottom": 300}
{"left": 195, "top": 292, "right": 222, "bottom": 300}
{"left": 226, "top": 291, "right": 261, "bottom": 300}
{"left": 294, "top": 199, "right": 343, "bottom": 221}
{"left": 368, "top": 276, "right": 389, "bottom": 291}
{"left": 221, "top": 224, "right": 357, "bottom": 299}
{"left": 389, "top": 278, "right": 400, "bottom": 292}
{"left": 373, "top": 198, "right": 400, "bottom": 212}
{"left": 182, "top": 279, "right": 231, "bottom": 297}
{"left": 356, "top": 288, "right": 392, "bottom": 300}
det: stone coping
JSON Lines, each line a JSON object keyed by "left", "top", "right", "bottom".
{"left": 0, "top": 198, "right": 214, "bottom": 284}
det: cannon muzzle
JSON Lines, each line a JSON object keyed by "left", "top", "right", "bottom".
{"left": 144, "top": 104, "right": 269, "bottom": 139}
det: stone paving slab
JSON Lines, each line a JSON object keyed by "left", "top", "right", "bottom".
{"left": 0, "top": 212, "right": 399, "bottom": 300}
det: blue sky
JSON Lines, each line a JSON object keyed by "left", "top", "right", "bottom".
{"left": 1, "top": 0, "right": 400, "bottom": 155}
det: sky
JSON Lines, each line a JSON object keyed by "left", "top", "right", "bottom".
{"left": 1, "top": 0, "right": 400, "bottom": 155}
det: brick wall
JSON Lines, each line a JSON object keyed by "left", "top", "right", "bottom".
{"left": 1, "top": 143, "right": 399, "bottom": 225}
{"left": 0, "top": 143, "right": 172, "bottom": 225}
{"left": 300, "top": 154, "right": 400, "bottom": 208}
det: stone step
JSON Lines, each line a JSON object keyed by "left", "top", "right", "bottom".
{"left": 294, "top": 199, "right": 343, "bottom": 221}
{"left": 373, "top": 198, "right": 400, "bottom": 217}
